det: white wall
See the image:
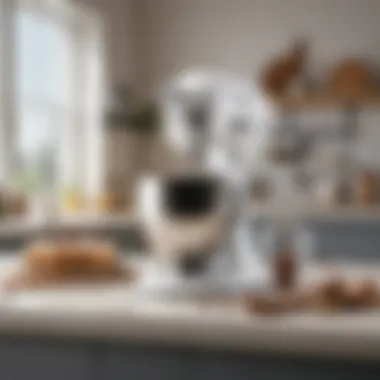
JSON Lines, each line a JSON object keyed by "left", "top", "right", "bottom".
{"left": 91, "top": 0, "right": 136, "bottom": 88}
{"left": 133, "top": 0, "right": 380, "bottom": 97}
{"left": 132, "top": 0, "right": 380, "bottom": 208}
{"left": 83, "top": 0, "right": 380, "bottom": 202}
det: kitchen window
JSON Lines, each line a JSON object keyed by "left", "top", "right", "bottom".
{"left": 0, "top": 0, "right": 105, "bottom": 217}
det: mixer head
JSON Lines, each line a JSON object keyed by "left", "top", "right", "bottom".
{"left": 162, "top": 69, "right": 275, "bottom": 184}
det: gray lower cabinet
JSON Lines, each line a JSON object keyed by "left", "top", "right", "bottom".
{"left": 0, "top": 338, "right": 380, "bottom": 380}
{"left": 194, "top": 351, "right": 380, "bottom": 380}
{"left": 0, "top": 338, "right": 91, "bottom": 380}
{"left": 102, "top": 344, "right": 380, "bottom": 380}
{"left": 102, "top": 346, "right": 195, "bottom": 380}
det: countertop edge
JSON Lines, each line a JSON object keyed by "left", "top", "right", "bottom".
{"left": 0, "top": 303, "right": 380, "bottom": 361}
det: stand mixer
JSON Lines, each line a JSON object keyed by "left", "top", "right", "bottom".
{"left": 138, "top": 70, "right": 276, "bottom": 297}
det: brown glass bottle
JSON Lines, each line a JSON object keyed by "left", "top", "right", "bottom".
{"left": 273, "top": 246, "right": 297, "bottom": 290}
{"left": 355, "top": 169, "right": 377, "bottom": 205}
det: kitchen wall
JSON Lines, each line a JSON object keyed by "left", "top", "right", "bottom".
{"left": 130, "top": 0, "right": 380, "bottom": 208}
{"left": 81, "top": 0, "right": 380, "bottom": 206}
{"left": 81, "top": 0, "right": 143, "bottom": 195}
{"left": 90, "top": 0, "right": 136, "bottom": 89}
{"left": 129, "top": 0, "right": 380, "bottom": 260}
{"left": 132, "top": 0, "right": 380, "bottom": 98}
{"left": 92, "top": 0, "right": 380, "bottom": 118}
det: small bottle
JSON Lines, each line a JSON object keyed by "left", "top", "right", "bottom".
{"left": 355, "top": 169, "right": 377, "bottom": 205}
{"left": 272, "top": 228, "right": 297, "bottom": 290}
{"left": 274, "top": 249, "right": 297, "bottom": 290}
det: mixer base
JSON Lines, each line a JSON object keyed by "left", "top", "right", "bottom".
{"left": 136, "top": 252, "right": 272, "bottom": 299}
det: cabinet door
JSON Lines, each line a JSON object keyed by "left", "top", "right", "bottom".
{"left": 0, "top": 338, "right": 90, "bottom": 380}
{"left": 103, "top": 345, "right": 195, "bottom": 380}
{"left": 194, "top": 351, "right": 380, "bottom": 380}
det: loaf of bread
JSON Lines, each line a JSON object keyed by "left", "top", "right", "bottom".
{"left": 25, "top": 239, "right": 120, "bottom": 280}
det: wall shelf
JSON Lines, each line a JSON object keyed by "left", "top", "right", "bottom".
{"left": 270, "top": 93, "right": 380, "bottom": 111}
{"left": 252, "top": 203, "right": 380, "bottom": 222}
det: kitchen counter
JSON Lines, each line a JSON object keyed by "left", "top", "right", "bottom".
{"left": 0, "top": 215, "right": 145, "bottom": 252}
{"left": 0, "top": 214, "right": 140, "bottom": 237}
{"left": 0, "top": 256, "right": 380, "bottom": 361}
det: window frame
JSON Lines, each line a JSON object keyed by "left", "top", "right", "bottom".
{"left": 0, "top": 0, "right": 105, "bottom": 212}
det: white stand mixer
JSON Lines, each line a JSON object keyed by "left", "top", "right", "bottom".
{"left": 138, "top": 70, "right": 276, "bottom": 297}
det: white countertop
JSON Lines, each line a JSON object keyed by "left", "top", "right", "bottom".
{"left": 0, "top": 256, "right": 380, "bottom": 360}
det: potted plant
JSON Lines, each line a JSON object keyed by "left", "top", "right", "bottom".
{"left": 105, "top": 87, "right": 160, "bottom": 212}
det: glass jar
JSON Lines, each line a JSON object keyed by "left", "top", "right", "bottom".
{"left": 260, "top": 222, "right": 315, "bottom": 290}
